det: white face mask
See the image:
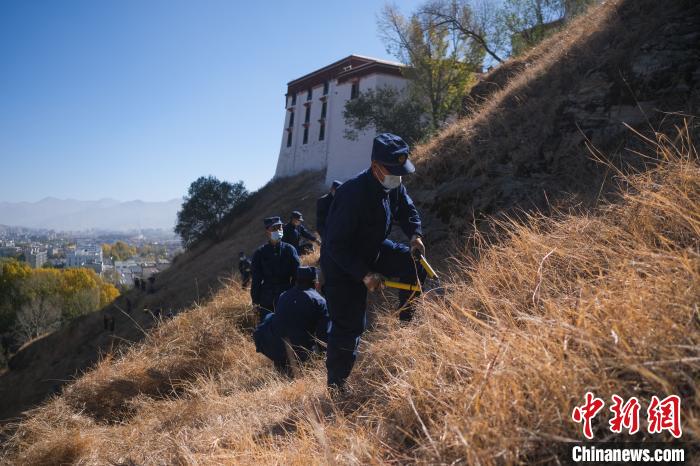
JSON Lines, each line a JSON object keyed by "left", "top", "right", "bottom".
{"left": 270, "top": 230, "right": 283, "bottom": 242}
{"left": 380, "top": 174, "right": 402, "bottom": 190}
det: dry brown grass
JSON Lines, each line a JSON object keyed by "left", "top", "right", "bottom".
{"left": 2, "top": 123, "right": 697, "bottom": 464}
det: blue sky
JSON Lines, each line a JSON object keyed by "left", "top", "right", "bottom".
{"left": 0, "top": 0, "right": 423, "bottom": 202}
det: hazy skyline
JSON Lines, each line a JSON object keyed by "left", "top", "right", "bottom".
{"left": 0, "top": 0, "right": 423, "bottom": 203}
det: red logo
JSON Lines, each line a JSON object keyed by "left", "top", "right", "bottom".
{"left": 647, "top": 395, "right": 682, "bottom": 438}
{"left": 609, "top": 395, "right": 641, "bottom": 435}
{"left": 572, "top": 392, "right": 605, "bottom": 440}
{"left": 572, "top": 393, "right": 682, "bottom": 439}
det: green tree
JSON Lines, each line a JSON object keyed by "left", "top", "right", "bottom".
{"left": 99, "top": 282, "right": 120, "bottom": 307}
{"left": 379, "top": 3, "right": 483, "bottom": 130}
{"left": 420, "top": 0, "right": 507, "bottom": 64}
{"left": 175, "top": 176, "right": 249, "bottom": 248}
{"left": 137, "top": 243, "right": 167, "bottom": 260}
{"left": 343, "top": 86, "right": 429, "bottom": 145}
{"left": 59, "top": 268, "right": 101, "bottom": 319}
{"left": 0, "top": 260, "right": 120, "bottom": 344}
{"left": 102, "top": 241, "right": 137, "bottom": 261}
{"left": 0, "top": 259, "right": 31, "bottom": 332}
{"left": 420, "top": 0, "right": 597, "bottom": 59}
{"left": 15, "top": 269, "right": 63, "bottom": 341}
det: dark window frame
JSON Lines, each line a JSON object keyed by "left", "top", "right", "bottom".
{"left": 323, "top": 81, "right": 329, "bottom": 95}
{"left": 319, "top": 122, "right": 325, "bottom": 141}
{"left": 307, "top": 88, "right": 312, "bottom": 101}
{"left": 350, "top": 81, "right": 359, "bottom": 99}
{"left": 303, "top": 126, "right": 309, "bottom": 144}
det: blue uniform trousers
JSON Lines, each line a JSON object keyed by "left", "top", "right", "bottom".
{"left": 325, "top": 239, "right": 426, "bottom": 387}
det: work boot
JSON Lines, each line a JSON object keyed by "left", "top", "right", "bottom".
{"left": 327, "top": 382, "right": 349, "bottom": 402}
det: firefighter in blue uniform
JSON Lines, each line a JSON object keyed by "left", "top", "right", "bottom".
{"left": 316, "top": 180, "right": 342, "bottom": 239}
{"left": 321, "top": 133, "right": 427, "bottom": 390}
{"left": 253, "top": 266, "right": 329, "bottom": 375}
{"left": 282, "top": 211, "right": 320, "bottom": 254}
{"left": 251, "top": 216, "right": 301, "bottom": 322}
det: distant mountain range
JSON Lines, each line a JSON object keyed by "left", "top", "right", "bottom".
{"left": 0, "top": 197, "right": 181, "bottom": 232}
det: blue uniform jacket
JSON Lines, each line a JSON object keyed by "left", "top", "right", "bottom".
{"left": 253, "top": 287, "right": 329, "bottom": 363}
{"left": 282, "top": 222, "right": 317, "bottom": 250}
{"left": 274, "top": 287, "right": 329, "bottom": 350}
{"left": 316, "top": 194, "right": 334, "bottom": 238}
{"left": 321, "top": 168, "right": 422, "bottom": 283}
{"left": 250, "top": 242, "right": 300, "bottom": 307}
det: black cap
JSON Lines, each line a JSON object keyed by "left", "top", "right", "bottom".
{"left": 296, "top": 266, "right": 317, "bottom": 281}
{"left": 239, "top": 251, "right": 244, "bottom": 255}
{"left": 263, "top": 216, "right": 283, "bottom": 229}
{"left": 371, "top": 133, "right": 415, "bottom": 175}
{"left": 331, "top": 180, "right": 342, "bottom": 189}
{"left": 291, "top": 210, "right": 304, "bottom": 221}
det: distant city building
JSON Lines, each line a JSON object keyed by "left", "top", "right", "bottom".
{"left": 23, "top": 247, "right": 47, "bottom": 268}
{"left": 0, "top": 246, "right": 20, "bottom": 258}
{"left": 274, "top": 55, "right": 409, "bottom": 186}
{"left": 66, "top": 243, "right": 103, "bottom": 273}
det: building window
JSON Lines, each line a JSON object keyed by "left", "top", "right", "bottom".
{"left": 351, "top": 81, "right": 359, "bottom": 99}
{"left": 307, "top": 88, "right": 312, "bottom": 101}
{"left": 303, "top": 126, "right": 309, "bottom": 144}
{"left": 323, "top": 81, "right": 329, "bottom": 95}
{"left": 288, "top": 110, "right": 294, "bottom": 128}
{"left": 291, "top": 93, "right": 297, "bottom": 105}
{"left": 304, "top": 105, "right": 310, "bottom": 123}
{"left": 287, "top": 130, "right": 293, "bottom": 147}
{"left": 321, "top": 101, "right": 327, "bottom": 119}
{"left": 319, "top": 122, "right": 325, "bottom": 141}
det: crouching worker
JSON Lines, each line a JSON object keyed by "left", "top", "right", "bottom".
{"left": 253, "top": 266, "right": 329, "bottom": 376}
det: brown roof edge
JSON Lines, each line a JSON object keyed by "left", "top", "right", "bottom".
{"left": 285, "top": 55, "right": 406, "bottom": 96}
{"left": 286, "top": 55, "right": 372, "bottom": 88}
{"left": 336, "top": 61, "right": 406, "bottom": 83}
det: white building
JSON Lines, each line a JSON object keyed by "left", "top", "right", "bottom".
{"left": 274, "top": 55, "right": 409, "bottom": 185}
{"left": 66, "top": 243, "right": 103, "bottom": 273}
{"left": 23, "top": 247, "right": 47, "bottom": 268}
{"left": 114, "top": 259, "right": 142, "bottom": 286}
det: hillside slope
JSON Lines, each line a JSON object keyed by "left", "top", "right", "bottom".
{"left": 0, "top": 171, "right": 325, "bottom": 421}
{"left": 411, "top": 0, "right": 699, "bottom": 231}
{"left": 2, "top": 0, "right": 699, "bottom": 462}
{"left": 2, "top": 125, "right": 698, "bottom": 465}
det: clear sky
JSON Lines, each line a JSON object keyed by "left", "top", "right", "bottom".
{"left": 0, "top": 0, "right": 424, "bottom": 203}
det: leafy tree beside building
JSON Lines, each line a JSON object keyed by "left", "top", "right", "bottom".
{"left": 344, "top": 0, "right": 597, "bottom": 138}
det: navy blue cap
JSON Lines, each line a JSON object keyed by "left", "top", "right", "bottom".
{"left": 331, "top": 180, "right": 342, "bottom": 189}
{"left": 263, "top": 216, "right": 283, "bottom": 229}
{"left": 371, "top": 133, "right": 415, "bottom": 175}
{"left": 296, "top": 266, "right": 317, "bottom": 281}
{"left": 291, "top": 210, "right": 303, "bottom": 221}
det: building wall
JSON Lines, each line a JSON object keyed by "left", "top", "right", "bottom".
{"left": 275, "top": 71, "right": 409, "bottom": 186}
{"left": 325, "top": 73, "right": 408, "bottom": 185}
{"left": 275, "top": 81, "right": 332, "bottom": 179}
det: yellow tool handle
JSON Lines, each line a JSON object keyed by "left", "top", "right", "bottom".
{"left": 418, "top": 255, "right": 438, "bottom": 279}
{"left": 384, "top": 280, "right": 421, "bottom": 292}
